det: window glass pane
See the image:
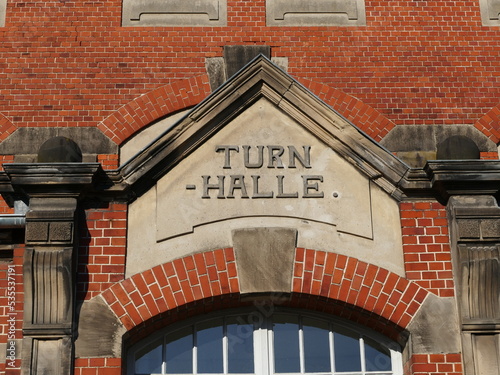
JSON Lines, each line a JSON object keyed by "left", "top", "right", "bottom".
{"left": 333, "top": 327, "right": 361, "bottom": 372}
{"left": 364, "top": 337, "right": 392, "bottom": 371}
{"left": 197, "top": 319, "right": 224, "bottom": 373}
{"left": 166, "top": 327, "right": 193, "bottom": 373}
{"left": 303, "top": 318, "right": 330, "bottom": 373}
{"left": 273, "top": 314, "right": 300, "bottom": 373}
{"left": 227, "top": 316, "right": 254, "bottom": 373}
{"left": 135, "top": 338, "right": 163, "bottom": 375}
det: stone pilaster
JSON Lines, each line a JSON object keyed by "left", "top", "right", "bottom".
{"left": 3, "top": 163, "right": 100, "bottom": 375}
{"left": 447, "top": 196, "right": 500, "bottom": 375}
{"left": 426, "top": 161, "right": 500, "bottom": 375}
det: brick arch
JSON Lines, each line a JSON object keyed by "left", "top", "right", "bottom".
{"left": 300, "top": 79, "right": 396, "bottom": 142}
{"left": 292, "top": 248, "right": 429, "bottom": 341}
{"left": 97, "top": 75, "right": 212, "bottom": 146}
{"left": 101, "top": 248, "right": 428, "bottom": 341}
{"left": 474, "top": 104, "right": 500, "bottom": 144}
{"left": 0, "top": 112, "right": 17, "bottom": 142}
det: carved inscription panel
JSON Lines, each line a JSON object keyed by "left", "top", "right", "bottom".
{"left": 122, "top": 0, "right": 227, "bottom": 26}
{"left": 156, "top": 98, "right": 374, "bottom": 241}
{"left": 266, "top": 0, "right": 366, "bottom": 26}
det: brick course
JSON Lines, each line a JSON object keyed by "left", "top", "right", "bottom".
{"left": 400, "top": 201, "right": 455, "bottom": 297}
{"left": 0, "top": 1, "right": 498, "bottom": 140}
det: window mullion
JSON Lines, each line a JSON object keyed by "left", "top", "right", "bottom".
{"left": 162, "top": 335, "right": 167, "bottom": 375}
{"left": 193, "top": 326, "right": 198, "bottom": 375}
{"left": 299, "top": 317, "right": 305, "bottom": 374}
{"left": 261, "top": 320, "right": 271, "bottom": 375}
{"left": 223, "top": 319, "right": 228, "bottom": 375}
{"left": 359, "top": 337, "right": 366, "bottom": 375}
{"left": 329, "top": 327, "right": 334, "bottom": 374}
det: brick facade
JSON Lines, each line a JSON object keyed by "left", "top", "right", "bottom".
{"left": 0, "top": 1, "right": 499, "bottom": 374}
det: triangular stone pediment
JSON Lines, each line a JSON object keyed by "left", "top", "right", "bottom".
{"left": 123, "top": 56, "right": 410, "bottom": 277}
{"left": 121, "top": 55, "right": 410, "bottom": 198}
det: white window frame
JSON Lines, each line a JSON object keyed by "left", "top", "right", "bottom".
{"left": 127, "top": 308, "right": 403, "bottom": 375}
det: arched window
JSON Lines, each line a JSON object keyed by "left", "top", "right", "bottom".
{"left": 127, "top": 308, "right": 403, "bottom": 375}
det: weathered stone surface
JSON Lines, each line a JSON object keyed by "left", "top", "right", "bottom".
{"left": 120, "top": 110, "right": 189, "bottom": 166}
{"left": 23, "top": 248, "right": 74, "bottom": 328}
{"left": 480, "top": 0, "right": 500, "bottom": 25}
{"left": 458, "top": 219, "right": 481, "bottom": 239}
{"left": 205, "top": 57, "right": 227, "bottom": 91}
{"left": 481, "top": 219, "right": 500, "bottom": 239}
{"left": 232, "top": 227, "right": 296, "bottom": 294}
{"left": 25, "top": 222, "right": 49, "bottom": 243}
{"left": 0, "top": 127, "right": 117, "bottom": 163}
{"left": 75, "top": 296, "right": 126, "bottom": 358}
{"left": 425, "top": 161, "right": 500, "bottom": 200}
{"left": 122, "top": 0, "right": 227, "bottom": 26}
{"left": 49, "top": 222, "right": 73, "bottom": 242}
{"left": 436, "top": 135, "right": 480, "bottom": 160}
{"left": 224, "top": 45, "right": 271, "bottom": 78}
{"left": 120, "top": 57, "right": 410, "bottom": 201}
{"left": 266, "top": 0, "right": 366, "bottom": 26}
{"left": 456, "top": 244, "right": 500, "bottom": 321}
{"left": 3, "top": 168, "right": 100, "bottom": 375}
{"left": 0, "top": 342, "right": 5, "bottom": 364}
{"left": 37, "top": 136, "right": 83, "bottom": 163}
{"left": 126, "top": 58, "right": 405, "bottom": 277}
{"left": 271, "top": 57, "right": 289, "bottom": 73}
{"left": 22, "top": 337, "right": 72, "bottom": 375}
{"left": 0, "top": 0, "right": 6, "bottom": 27}
{"left": 381, "top": 125, "right": 497, "bottom": 167}
{"left": 407, "top": 294, "right": 461, "bottom": 354}
{"left": 155, "top": 98, "right": 373, "bottom": 241}
{"left": 470, "top": 334, "right": 500, "bottom": 375}
{"left": 446, "top": 194, "right": 500, "bottom": 375}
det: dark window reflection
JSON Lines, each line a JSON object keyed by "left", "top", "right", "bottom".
{"left": 364, "top": 337, "right": 392, "bottom": 371}
{"left": 303, "top": 318, "right": 330, "bottom": 372}
{"left": 135, "top": 339, "right": 163, "bottom": 375}
{"left": 227, "top": 316, "right": 254, "bottom": 373}
{"left": 197, "top": 319, "right": 223, "bottom": 373}
{"left": 273, "top": 314, "right": 300, "bottom": 373}
{"left": 166, "top": 327, "right": 193, "bottom": 373}
{"left": 334, "top": 328, "right": 361, "bottom": 372}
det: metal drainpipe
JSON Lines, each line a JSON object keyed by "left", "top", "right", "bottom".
{"left": 0, "top": 214, "right": 26, "bottom": 228}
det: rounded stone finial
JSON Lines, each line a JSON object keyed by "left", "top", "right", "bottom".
{"left": 37, "top": 136, "right": 83, "bottom": 163}
{"left": 436, "top": 135, "right": 480, "bottom": 160}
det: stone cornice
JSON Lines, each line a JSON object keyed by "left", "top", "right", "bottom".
{"left": 2, "top": 163, "right": 101, "bottom": 199}
{"left": 425, "top": 160, "right": 500, "bottom": 203}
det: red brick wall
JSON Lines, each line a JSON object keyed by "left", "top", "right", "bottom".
{"left": 77, "top": 203, "right": 127, "bottom": 301}
{"left": 405, "top": 353, "right": 463, "bottom": 375}
{"left": 74, "top": 358, "right": 121, "bottom": 375}
{"left": 292, "top": 248, "right": 428, "bottom": 339}
{"left": 400, "top": 201, "right": 455, "bottom": 297}
{"left": 0, "top": 1, "right": 499, "bottom": 141}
